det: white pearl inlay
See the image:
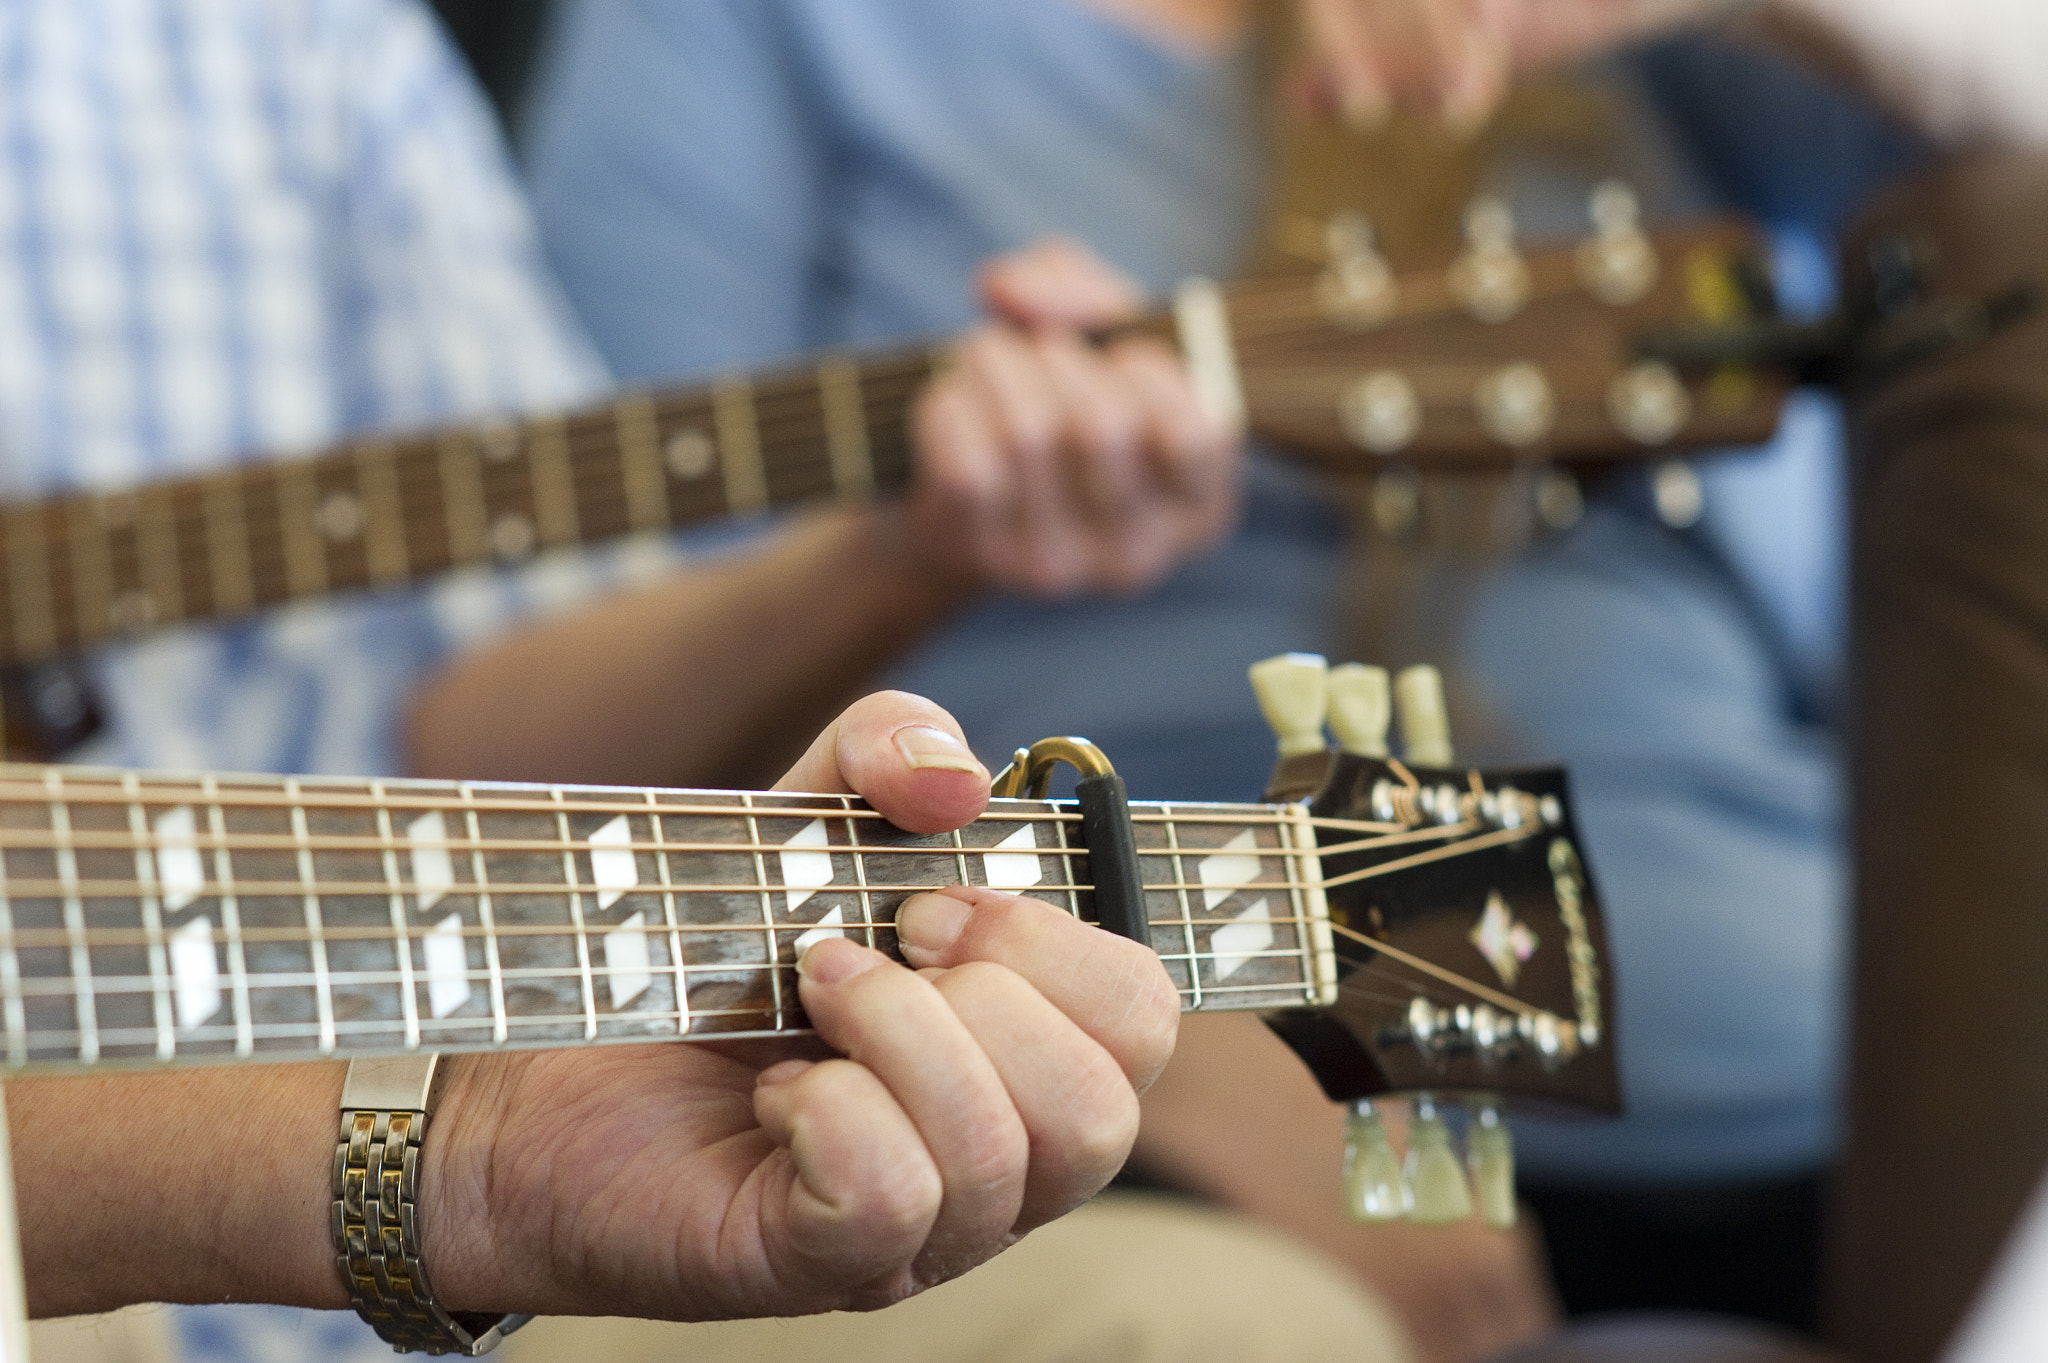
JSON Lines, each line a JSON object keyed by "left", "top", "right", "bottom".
{"left": 1211, "top": 897, "right": 1276, "bottom": 982}
{"left": 588, "top": 815, "right": 639, "bottom": 910}
{"left": 1199, "top": 829, "right": 1262, "bottom": 912}
{"left": 408, "top": 810, "right": 455, "bottom": 912}
{"left": 155, "top": 806, "right": 206, "bottom": 912}
{"left": 423, "top": 912, "right": 471, "bottom": 1019}
{"left": 604, "top": 910, "right": 654, "bottom": 1009}
{"left": 982, "top": 824, "right": 1042, "bottom": 890}
{"left": 794, "top": 905, "right": 846, "bottom": 955}
{"left": 780, "top": 818, "right": 835, "bottom": 911}
{"left": 170, "top": 914, "right": 222, "bottom": 1031}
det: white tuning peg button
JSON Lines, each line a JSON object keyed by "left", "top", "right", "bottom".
{"left": 1328, "top": 664, "right": 1391, "bottom": 758}
{"left": 1394, "top": 664, "right": 1453, "bottom": 767}
{"left": 1343, "top": 1099, "right": 1408, "bottom": 1222}
{"left": 1404, "top": 1096, "right": 1476, "bottom": 1225}
{"left": 1249, "top": 654, "right": 1330, "bottom": 757}
{"left": 1468, "top": 1104, "right": 1518, "bottom": 1229}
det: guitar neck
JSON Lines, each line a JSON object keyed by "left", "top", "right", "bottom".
{"left": 0, "top": 763, "right": 1333, "bottom": 1071}
{"left": 0, "top": 349, "right": 935, "bottom": 668}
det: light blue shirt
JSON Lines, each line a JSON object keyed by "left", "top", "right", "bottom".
{"left": 526, "top": 0, "right": 1845, "bottom": 1182}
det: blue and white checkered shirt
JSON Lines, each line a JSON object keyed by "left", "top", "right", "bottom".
{"left": 0, "top": 0, "right": 663, "bottom": 782}
{"left": 0, "top": 2, "right": 664, "bottom": 1357}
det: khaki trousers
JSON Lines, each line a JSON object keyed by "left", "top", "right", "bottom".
{"left": 28, "top": 1194, "right": 1415, "bottom": 1363}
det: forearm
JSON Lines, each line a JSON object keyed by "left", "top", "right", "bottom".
{"left": 404, "top": 506, "right": 976, "bottom": 790}
{"left": 10, "top": 1064, "right": 346, "bottom": 1317}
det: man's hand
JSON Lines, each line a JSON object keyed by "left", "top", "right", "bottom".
{"left": 1292, "top": 0, "right": 1730, "bottom": 129}
{"left": 904, "top": 238, "right": 1241, "bottom": 598}
{"left": 421, "top": 690, "right": 1181, "bottom": 1320}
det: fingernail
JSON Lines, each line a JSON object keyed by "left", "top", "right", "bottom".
{"left": 893, "top": 725, "right": 987, "bottom": 776}
{"left": 896, "top": 892, "right": 973, "bottom": 956}
{"left": 756, "top": 1059, "right": 815, "bottom": 1088}
{"left": 797, "top": 937, "right": 883, "bottom": 985}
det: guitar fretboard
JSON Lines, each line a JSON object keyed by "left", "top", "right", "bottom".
{"left": 0, "top": 765, "right": 1332, "bottom": 1070}
{"left": 0, "top": 350, "right": 933, "bottom": 667}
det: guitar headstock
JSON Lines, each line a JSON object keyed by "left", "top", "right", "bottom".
{"left": 1249, "top": 654, "right": 1622, "bottom": 1123}
{"left": 1238, "top": 183, "right": 1789, "bottom": 478}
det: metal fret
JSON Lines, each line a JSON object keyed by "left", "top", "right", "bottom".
{"left": 843, "top": 796, "right": 876, "bottom": 950}
{"left": 615, "top": 394, "right": 671, "bottom": 532}
{"left": 64, "top": 497, "right": 115, "bottom": 645}
{"left": 0, "top": 829, "right": 25, "bottom": 1065}
{"left": 204, "top": 779, "right": 255, "bottom": 1057}
{"left": 5, "top": 504, "right": 58, "bottom": 660}
{"left": 740, "top": 793, "right": 784, "bottom": 1031}
{"left": 275, "top": 460, "right": 328, "bottom": 598}
{"left": 528, "top": 418, "right": 580, "bottom": 548}
{"left": 461, "top": 784, "right": 510, "bottom": 1046}
{"left": 201, "top": 472, "right": 256, "bottom": 615}
{"left": 1051, "top": 808, "right": 1081, "bottom": 922}
{"left": 643, "top": 791, "right": 688, "bottom": 1035}
{"left": 371, "top": 783, "right": 422, "bottom": 1050}
{"left": 950, "top": 828, "right": 971, "bottom": 890}
{"left": 712, "top": 378, "right": 768, "bottom": 515}
{"left": 134, "top": 488, "right": 186, "bottom": 626}
{"left": 550, "top": 788, "right": 600, "bottom": 1040}
{"left": 436, "top": 435, "right": 489, "bottom": 566}
{"left": 42, "top": 770, "right": 97, "bottom": 1063}
{"left": 818, "top": 357, "right": 876, "bottom": 500}
{"left": 356, "top": 445, "right": 409, "bottom": 586}
{"left": 123, "top": 773, "right": 176, "bottom": 1060}
{"left": 1160, "top": 807, "right": 1202, "bottom": 1011}
{"left": 285, "top": 778, "right": 338, "bottom": 1055}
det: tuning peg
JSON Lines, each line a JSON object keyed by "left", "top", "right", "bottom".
{"left": 1317, "top": 211, "right": 1398, "bottom": 328}
{"left": 1404, "top": 1095, "right": 1476, "bottom": 1225}
{"left": 1250, "top": 654, "right": 1330, "bottom": 757}
{"left": 1451, "top": 196, "right": 1530, "bottom": 324}
{"left": 1394, "top": 665, "right": 1453, "bottom": 767}
{"left": 1327, "top": 664, "right": 1391, "bottom": 758}
{"left": 1467, "top": 1103, "right": 1519, "bottom": 1229}
{"left": 1577, "top": 179, "right": 1659, "bottom": 306}
{"left": 1343, "top": 1099, "right": 1408, "bottom": 1221}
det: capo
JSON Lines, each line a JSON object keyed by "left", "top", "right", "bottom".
{"left": 992, "top": 737, "right": 1149, "bottom": 949}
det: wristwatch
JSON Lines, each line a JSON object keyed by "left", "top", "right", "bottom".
{"left": 333, "top": 1056, "right": 530, "bottom": 1356}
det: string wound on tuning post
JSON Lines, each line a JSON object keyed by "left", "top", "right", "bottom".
{"left": 1343, "top": 1098, "right": 1408, "bottom": 1222}
{"left": 1468, "top": 1102, "right": 1518, "bottom": 1229}
{"left": 1404, "top": 1094, "right": 1476, "bottom": 1225}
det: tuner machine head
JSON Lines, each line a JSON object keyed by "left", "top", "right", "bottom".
{"left": 1250, "top": 653, "right": 1331, "bottom": 757}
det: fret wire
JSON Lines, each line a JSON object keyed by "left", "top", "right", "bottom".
{"left": 1160, "top": 804, "right": 1201, "bottom": 1011}
{"left": 201, "top": 472, "right": 255, "bottom": 615}
{"left": 712, "top": 377, "right": 767, "bottom": 515}
{"left": 550, "top": 787, "right": 601, "bottom": 1041}
{"left": 817, "top": 356, "right": 876, "bottom": 500}
{"left": 0, "top": 822, "right": 24, "bottom": 1065}
{"left": 371, "top": 781, "right": 423, "bottom": 1051}
{"left": 1052, "top": 801, "right": 1081, "bottom": 922}
{"left": 285, "top": 777, "right": 337, "bottom": 1056}
{"left": 4, "top": 505, "right": 56, "bottom": 658}
{"left": 44, "top": 769, "right": 99, "bottom": 1064}
{"left": 273, "top": 461, "right": 328, "bottom": 599}
{"left": 463, "top": 784, "right": 510, "bottom": 1046}
{"left": 435, "top": 434, "right": 489, "bottom": 565}
{"left": 205, "top": 777, "right": 255, "bottom": 1058}
{"left": 528, "top": 416, "right": 580, "bottom": 548}
{"left": 844, "top": 795, "right": 876, "bottom": 952}
{"left": 950, "top": 827, "right": 971, "bottom": 893}
{"left": 136, "top": 486, "right": 186, "bottom": 626}
{"left": 356, "top": 444, "right": 409, "bottom": 585}
{"left": 740, "top": 793, "right": 785, "bottom": 1032}
{"left": 614, "top": 393, "right": 670, "bottom": 533}
{"left": 643, "top": 790, "right": 688, "bottom": 1037}
{"left": 63, "top": 495, "right": 114, "bottom": 645}
{"left": 123, "top": 772, "right": 177, "bottom": 1061}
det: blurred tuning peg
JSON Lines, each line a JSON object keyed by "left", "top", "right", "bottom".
{"left": 1467, "top": 1103, "right": 1518, "bottom": 1229}
{"left": 1394, "top": 664, "right": 1453, "bottom": 767}
{"left": 1249, "top": 653, "right": 1331, "bottom": 757}
{"left": 1577, "top": 179, "right": 1659, "bottom": 306}
{"left": 1317, "top": 210, "right": 1398, "bottom": 328}
{"left": 1404, "top": 1095, "right": 1476, "bottom": 1225}
{"left": 1327, "top": 663, "right": 1391, "bottom": 758}
{"left": 1451, "top": 196, "right": 1530, "bottom": 324}
{"left": 1343, "top": 1099, "right": 1408, "bottom": 1222}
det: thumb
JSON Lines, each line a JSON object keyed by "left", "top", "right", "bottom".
{"left": 772, "top": 691, "right": 991, "bottom": 835}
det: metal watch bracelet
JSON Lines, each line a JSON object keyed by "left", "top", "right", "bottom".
{"left": 333, "top": 1056, "right": 530, "bottom": 1356}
